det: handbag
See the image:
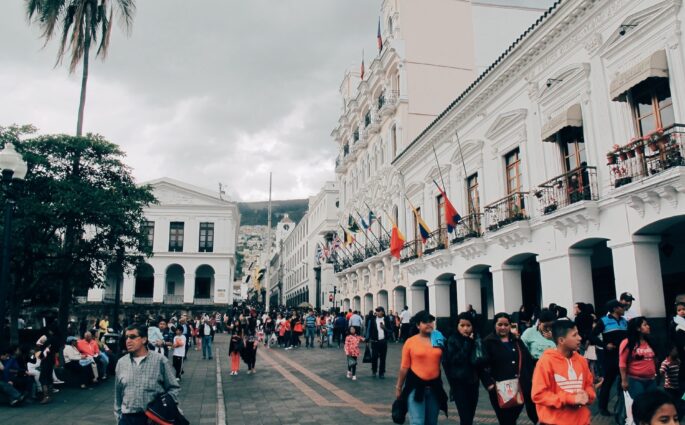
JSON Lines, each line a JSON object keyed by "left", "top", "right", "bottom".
{"left": 145, "top": 392, "right": 189, "bottom": 425}
{"left": 495, "top": 342, "right": 524, "bottom": 409}
{"left": 391, "top": 398, "right": 408, "bottom": 424}
{"left": 362, "top": 344, "right": 373, "bottom": 363}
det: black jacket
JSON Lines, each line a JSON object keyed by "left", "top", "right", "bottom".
{"left": 366, "top": 316, "right": 392, "bottom": 342}
{"left": 198, "top": 322, "right": 215, "bottom": 338}
{"left": 443, "top": 333, "right": 480, "bottom": 384}
{"left": 480, "top": 333, "right": 534, "bottom": 391}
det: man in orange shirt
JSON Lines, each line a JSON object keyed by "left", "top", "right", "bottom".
{"left": 76, "top": 331, "right": 101, "bottom": 381}
{"left": 532, "top": 320, "right": 595, "bottom": 425}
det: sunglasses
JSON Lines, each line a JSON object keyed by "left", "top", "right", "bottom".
{"left": 125, "top": 334, "right": 142, "bottom": 340}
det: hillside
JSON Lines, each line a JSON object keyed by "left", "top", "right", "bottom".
{"left": 238, "top": 199, "right": 308, "bottom": 226}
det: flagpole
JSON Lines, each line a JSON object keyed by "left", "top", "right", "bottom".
{"left": 381, "top": 206, "right": 416, "bottom": 258}
{"left": 455, "top": 130, "right": 477, "bottom": 233}
{"left": 265, "top": 172, "right": 272, "bottom": 311}
{"left": 355, "top": 209, "right": 382, "bottom": 251}
{"left": 364, "top": 201, "right": 391, "bottom": 238}
{"left": 431, "top": 144, "right": 448, "bottom": 193}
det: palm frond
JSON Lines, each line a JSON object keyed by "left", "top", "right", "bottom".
{"left": 55, "top": 3, "right": 76, "bottom": 67}
{"left": 114, "top": 0, "right": 135, "bottom": 34}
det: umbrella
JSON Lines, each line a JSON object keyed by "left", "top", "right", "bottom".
{"left": 298, "top": 302, "right": 313, "bottom": 308}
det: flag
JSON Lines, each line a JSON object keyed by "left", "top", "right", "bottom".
{"left": 348, "top": 215, "right": 360, "bottom": 233}
{"left": 322, "top": 243, "right": 330, "bottom": 259}
{"left": 361, "top": 218, "right": 369, "bottom": 230}
{"left": 332, "top": 235, "right": 342, "bottom": 251}
{"left": 377, "top": 17, "right": 383, "bottom": 53}
{"left": 435, "top": 181, "right": 462, "bottom": 232}
{"left": 390, "top": 223, "right": 405, "bottom": 259}
{"left": 368, "top": 211, "right": 377, "bottom": 227}
{"left": 315, "top": 243, "right": 323, "bottom": 263}
{"left": 360, "top": 50, "right": 365, "bottom": 80}
{"left": 343, "top": 229, "right": 355, "bottom": 246}
{"left": 412, "top": 207, "right": 431, "bottom": 243}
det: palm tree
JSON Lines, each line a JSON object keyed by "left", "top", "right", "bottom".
{"left": 26, "top": 0, "right": 136, "bottom": 136}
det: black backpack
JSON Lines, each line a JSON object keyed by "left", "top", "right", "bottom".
{"left": 145, "top": 392, "right": 189, "bottom": 425}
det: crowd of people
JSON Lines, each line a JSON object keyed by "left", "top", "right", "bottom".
{"left": 2, "top": 293, "right": 685, "bottom": 425}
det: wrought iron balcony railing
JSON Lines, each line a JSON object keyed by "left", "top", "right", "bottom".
{"left": 194, "top": 297, "right": 214, "bottom": 305}
{"left": 400, "top": 240, "right": 421, "bottom": 263}
{"left": 379, "top": 90, "right": 400, "bottom": 116}
{"left": 163, "top": 294, "right": 185, "bottom": 304}
{"left": 484, "top": 192, "right": 529, "bottom": 232}
{"left": 133, "top": 296, "right": 153, "bottom": 304}
{"left": 450, "top": 213, "right": 483, "bottom": 245}
{"left": 423, "top": 228, "right": 448, "bottom": 255}
{"left": 607, "top": 124, "right": 685, "bottom": 188}
{"left": 534, "top": 166, "right": 598, "bottom": 215}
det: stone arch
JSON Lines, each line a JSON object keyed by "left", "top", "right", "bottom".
{"left": 463, "top": 264, "right": 493, "bottom": 319}
{"left": 434, "top": 273, "right": 457, "bottom": 326}
{"left": 134, "top": 263, "right": 154, "bottom": 299}
{"left": 377, "top": 290, "right": 389, "bottom": 312}
{"left": 409, "top": 280, "right": 429, "bottom": 314}
{"left": 392, "top": 285, "right": 406, "bottom": 313}
{"left": 363, "top": 293, "right": 374, "bottom": 315}
{"left": 567, "top": 237, "right": 615, "bottom": 315}
{"left": 195, "top": 264, "right": 215, "bottom": 300}
{"left": 165, "top": 264, "right": 185, "bottom": 303}
{"left": 353, "top": 296, "right": 361, "bottom": 312}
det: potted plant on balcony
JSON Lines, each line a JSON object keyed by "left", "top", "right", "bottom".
{"left": 543, "top": 197, "right": 558, "bottom": 214}
{"left": 607, "top": 144, "right": 620, "bottom": 164}
{"left": 612, "top": 166, "right": 632, "bottom": 188}
{"left": 534, "top": 189, "right": 543, "bottom": 199}
{"left": 646, "top": 127, "right": 665, "bottom": 152}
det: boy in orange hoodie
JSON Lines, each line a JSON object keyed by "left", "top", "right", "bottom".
{"left": 532, "top": 320, "right": 595, "bottom": 425}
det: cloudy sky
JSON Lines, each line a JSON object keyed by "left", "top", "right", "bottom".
{"left": 1, "top": 0, "right": 550, "bottom": 201}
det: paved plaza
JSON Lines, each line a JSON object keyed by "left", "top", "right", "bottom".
{"left": 0, "top": 333, "right": 619, "bottom": 424}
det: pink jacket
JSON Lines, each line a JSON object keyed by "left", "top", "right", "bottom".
{"left": 344, "top": 335, "right": 363, "bottom": 357}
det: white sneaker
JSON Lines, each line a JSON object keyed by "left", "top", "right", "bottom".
{"left": 53, "top": 379, "right": 65, "bottom": 385}
{"left": 352, "top": 376, "right": 357, "bottom": 381}
{"left": 346, "top": 371, "right": 351, "bottom": 378}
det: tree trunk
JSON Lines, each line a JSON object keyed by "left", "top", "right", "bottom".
{"left": 76, "top": 3, "right": 92, "bottom": 137}
{"left": 9, "top": 291, "right": 19, "bottom": 346}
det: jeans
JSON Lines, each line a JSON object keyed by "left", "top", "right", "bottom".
{"left": 305, "top": 327, "right": 316, "bottom": 347}
{"left": 202, "top": 336, "right": 213, "bottom": 358}
{"left": 451, "top": 380, "right": 479, "bottom": 425}
{"left": 172, "top": 355, "right": 184, "bottom": 379}
{"left": 0, "top": 380, "right": 21, "bottom": 402}
{"left": 97, "top": 352, "right": 109, "bottom": 377}
{"left": 598, "top": 352, "right": 620, "bottom": 410}
{"left": 371, "top": 340, "right": 388, "bottom": 376}
{"left": 118, "top": 412, "right": 148, "bottom": 425}
{"left": 627, "top": 376, "right": 658, "bottom": 400}
{"left": 407, "top": 387, "right": 440, "bottom": 425}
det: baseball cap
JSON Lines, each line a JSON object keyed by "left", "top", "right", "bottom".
{"left": 606, "top": 299, "right": 623, "bottom": 311}
{"left": 620, "top": 292, "right": 635, "bottom": 301}
{"left": 375, "top": 306, "right": 385, "bottom": 313}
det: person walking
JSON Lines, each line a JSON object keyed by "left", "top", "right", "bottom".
{"left": 443, "top": 312, "right": 483, "bottom": 425}
{"left": 344, "top": 327, "right": 364, "bottom": 381}
{"left": 304, "top": 310, "right": 317, "bottom": 348}
{"left": 367, "top": 306, "right": 391, "bottom": 378}
{"left": 200, "top": 317, "right": 215, "bottom": 360}
{"left": 631, "top": 389, "right": 680, "bottom": 425}
{"left": 592, "top": 299, "right": 628, "bottom": 416}
{"left": 334, "top": 312, "right": 347, "bottom": 348}
{"left": 348, "top": 310, "right": 363, "bottom": 336}
{"left": 620, "top": 317, "right": 658, "bottom": 400}
{"left": 520, "top": 308, "right": 556, "bottom": 361}
{"left": 481, "top": 312, "right": 536, "bottom": 425}
{"left": 243, "top": 329, "right": 259, "bottom": 374}
{"left": 114, "top": 324, "right": 180, "bottom": 425}
{"left": 171, "top": 326, "right": 186, "bottom": 381}
{"left": 228, "top": 332, "right": 243, "bottom": 376}
{"left": 531, "top": 320, "right": 595, "bottom": 425}
{"left": 395, "top": 311, "right": 447, "bottom": 425}
{"left": 399, "top": 306, "right": 411, "bottom": 342}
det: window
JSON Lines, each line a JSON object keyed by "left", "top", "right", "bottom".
{"left": 391, "top": 125, "right": 397, "bottom": 158}
{"left": 169, "top": 222, "right": 184, "bottom": 252}
{"left": 467, "top": 174, "right": 480, "bottom": 215}
{"left": 199, "top": 222, "right": 214, "bottom": 253}
{"left": 630, "top": 78, "right": 674, "bottom": 136}
{"left": 555, "top": 127, "right": 586, "bottom": 172}
{"left": 412, "top": 206, "right": 422, "bottom": 256}
{"left": 436, "top": 194, "right": 445, "bottom": 230}
{"left": 142, "top": 220, "right": 155, "bottom": 250}
{"left": 505, "top": 149, "right": 525, "bottom": 212}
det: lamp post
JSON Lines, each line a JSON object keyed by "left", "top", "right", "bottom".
{"left": 0, "top": 143, "right": 27, "bottom": 347}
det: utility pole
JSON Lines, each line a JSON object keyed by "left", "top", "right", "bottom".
{"left": 264, "top": 172, "right": 273, "bottom": 312}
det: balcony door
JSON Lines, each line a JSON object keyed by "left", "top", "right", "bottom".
{"left": 505, "top": 149, "right": 524, "bottom": 215}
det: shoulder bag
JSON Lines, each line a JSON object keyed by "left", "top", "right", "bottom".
{"left": 495, "top": 342, "right": 524, "bottom": 409}
{"left": 362, "top": 343, "right": 373, "bottom": 363}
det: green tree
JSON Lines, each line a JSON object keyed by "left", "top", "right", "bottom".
{"left": 25, "top": 0, "right": 136, "bottom": 136}
{"left": 3, "top": 132, "right": 155, "bottom": 339}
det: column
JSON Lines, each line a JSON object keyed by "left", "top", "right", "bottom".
{"left": 87, "top": 288, "right": 104, "bottom": 303}
{"left": 456, "top": 273, "right": 482, "bottom": 313}
{"left": 214, "top": 273, "right": 230, "bottom": 304}
{"left": 428, "top": 280, "right": 451, "bottom": 319}
{"left": 393, "top": 288, "right": 406, "bottom": 312}
{"left": 122, "top": 273, "right": 135, "bottom": 303}
{"left": 407, "top": 285, "right": 425, "bottom": 314}
{"left": 490, "top": 265, "right": 523, "bottom": 314}
{"left": 153, "top": 273, "right": 165, "bottom": 303}
{"left": 608, "top": 236, "right": 665, "bottom": 317}
{"left": 184, "top": 273, "right": 196, "bottom": 304}
{"left": 538, "top": 249, "right": 594, "bottom": 316}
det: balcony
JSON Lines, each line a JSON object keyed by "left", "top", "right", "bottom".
{"left": 133, "top": 297, "right": 153, "bottom": 304}
{"left": 103, "top": 293, "right": 120, "bottom": 304}
{"left": 484, "top": 192, "right": 529, "bottom": 232}
{"left": 194, "top": 297, "right": 214, "bottom": 305}
{"left": 379, "top": 90, "right": 400, "bottom": 117}
{"left": 400, "top": 240, "right": 421, "bottom": 263}
{"left": 534, "top": 166, "right": 598, "bottom": 215}
{"left": 423, "top": 228, "right": 448, "bottom": 256}
{"left": 163, "top": 294, "right": 184, "bottom": 304}
{"left": 607, "top": 124, "right": 685, "bottom": 189}
{"left": 450, "top": 213, "right": 483, "bottom": 245}
{"left": 367, "top": 112, "right": 381, "bottom": 134}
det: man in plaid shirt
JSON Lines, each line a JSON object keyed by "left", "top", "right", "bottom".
{"left": 114, "top": 324, "right": 180, "bottom": 425}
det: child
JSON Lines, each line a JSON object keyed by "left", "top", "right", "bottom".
{"left": 172, "top": 326, "right": 186, "bottom": 380}
{"left": 660, "top": 347, "right": 681, "bottom": 404}
{"left": 229, "top": 333, "right": 243, "bottom": 376}
{"left": 344, "top": 326, "right": 364, "bottom": 381}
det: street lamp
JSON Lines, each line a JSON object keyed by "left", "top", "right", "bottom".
{"left": 0, "top": 142, "right": 27, "bottom": 347}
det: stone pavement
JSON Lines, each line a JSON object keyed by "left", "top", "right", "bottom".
{"left": 0, "top": 333, "right": 620, "bottom": 424}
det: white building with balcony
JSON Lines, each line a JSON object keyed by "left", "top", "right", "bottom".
{"left": 281, "top": 182, "right": 340, "bottom": 309}
{"left": 87, "top": 177, "right": 240, "bottom": 307}
{"left": 335, "top": 0, "right": 685, "bottom": 327}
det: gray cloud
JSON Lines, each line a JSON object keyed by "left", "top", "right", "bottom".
{"left": 1, "top": 0, "right": 381, "bottom": 201}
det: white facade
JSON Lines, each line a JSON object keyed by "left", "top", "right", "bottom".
{"left": 88, "top": 177, "right": 240, "bottom": 306}
{"left": 280, "top": 182, "right": 340, "bottom": 309}
{"left": 336, "top": 0, "right": 685, "bottom": 322}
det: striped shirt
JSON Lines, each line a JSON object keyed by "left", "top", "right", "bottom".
{"left": 114, "top": 350, "right": 180, "bottom": 420}
{"left": 660, "top": 358, "right": 680, "bottom": 390}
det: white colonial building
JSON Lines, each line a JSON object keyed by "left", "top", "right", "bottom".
{"left": 87, "top": 177, "right": 240, "bottom": 306}
{"left": 279, "top": 182, "right": 339, "bottom": 309}
{"left": 335, "top": 0, "right": 685, "bottom": 326}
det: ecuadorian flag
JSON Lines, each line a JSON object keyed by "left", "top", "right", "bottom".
{"left": 412, "top": 208, "right": 431, "bottom": 243}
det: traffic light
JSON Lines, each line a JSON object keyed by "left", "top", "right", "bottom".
{"left": 329, "top": 294, "right": 333, "bottom": 302}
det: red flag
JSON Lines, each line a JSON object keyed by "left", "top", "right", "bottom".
{"left": 360, "top": 51, "right": 365, "bottom": 80}
{"left": 390, "top": 224, "right": 405, "bottom": 259}
{"left": 377, "top": 17, "right": 383, "bottom": 53}
{"left": 435, "top": 181, "right": 461, "bottom": 232}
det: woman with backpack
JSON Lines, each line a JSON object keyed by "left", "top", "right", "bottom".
{"left": 443, "top": 312, "right": 484, "bottom": 425}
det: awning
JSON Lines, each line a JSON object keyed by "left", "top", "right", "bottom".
{"left": 610, "top": 50, "right": 669, "bottom": 102}
{"left": 541, "top": 104, "right": 582, "bottom": 141}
